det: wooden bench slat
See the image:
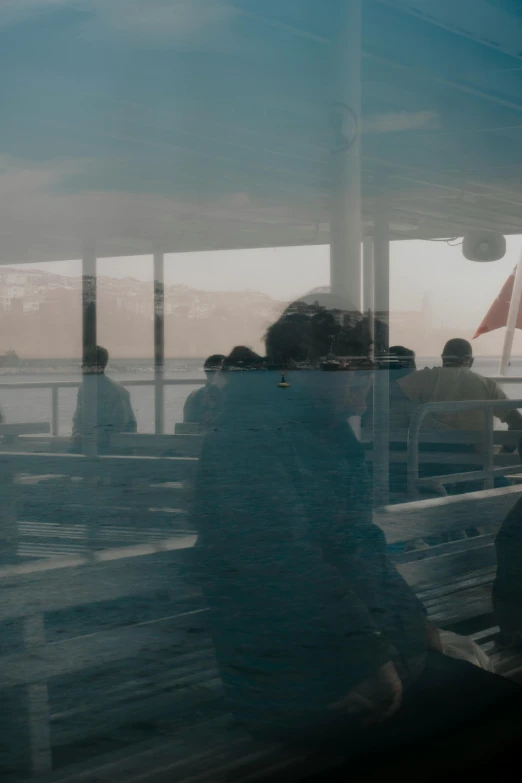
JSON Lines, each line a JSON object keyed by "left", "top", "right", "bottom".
{"left": 397, "top": 544, "right": 496, "bottom": 589}
{"left": 110, "top": 434, "right": 203, "bottom": 457}
{"left": 361, "top": 429, "right": 521, "bottom": 446}
{"left": 51, "top": 679, "right": 223, "bottom": 750}
{"left": 0, "top": 543, "right": 197, "bottom": 622}
{"left": 0, "top": 453, "right": 198, "bottom": 482}
{"left": 376, "top": 484, "right": 522, "bottom": 543}
{"left": 0, "top": 610, "right": 211, "bottom": 689}
{"left": 175, "top": 423, "right": 204, "bottom": 435}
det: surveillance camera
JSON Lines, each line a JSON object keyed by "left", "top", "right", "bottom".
{"left": 462, "top": 232, "right": 506, "bottom": 262}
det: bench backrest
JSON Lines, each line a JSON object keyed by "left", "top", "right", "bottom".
{"left": 1, "top": 452, "right": 197, "bottom": 560}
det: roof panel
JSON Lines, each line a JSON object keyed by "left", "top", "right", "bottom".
{"left": 1, "top": 0, "right": 522, "bottom": 263}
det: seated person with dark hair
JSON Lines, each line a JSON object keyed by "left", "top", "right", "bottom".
{"left": 397, "top": 338, "right": 522, "bottom": 493}
{"left": 191, "top": 295, "right": 522, "bottom": 777}
{"left": 183, "top": 354, "right": 225, "bottom": 428}
{"left": 382, "top": 345, "right": 416, "bottom": 378}
{"left": 184, "top": 349, "right": 263, "bottom": 428}
{"left": 398, "top": 338, "right": 522, "bottom": 435}
{"left": 71, "top": 345, "right": 137, "bottom": 452}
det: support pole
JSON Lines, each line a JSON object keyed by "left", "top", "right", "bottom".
{"left": 363, "top": 235, "right": 375, "bottom": 354}
{"left": 82, "top": 244, "right": 98, "bottom": 456}
{"left": 154, "top": 251, "right": 165, "bottom": 435}
{"left": 329, "top": 0, "right": 362, "bottom": 307}
{"left": 363, "top": 236, "right": 375, "bottom": 314}
{"left": 499, "top": 258, "right": 522, "bottom": 375}
{"left": 373, "top": 211, "right": 390, "bottom": 506}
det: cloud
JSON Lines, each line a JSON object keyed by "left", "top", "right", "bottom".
{"left": 93, "top": 0, "right": 237, "bottom": 45}
{"left": 0, "top": 0, "right": 238, "bottom": 45}
{"left": 0, "top": 157, "right": 310, "bottom": 264}
{"left": 0, "top": 0, "right": 71, "bottom": 27}
{"left": 365, "top": 111, "right": 440, "bottom": 134}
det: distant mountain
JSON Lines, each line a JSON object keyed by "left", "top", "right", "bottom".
{"left": 0, "top": 266, "right": 513, "bottom": 358}
{"left": 0, "top": 268, "right": 283, "bottom": 358}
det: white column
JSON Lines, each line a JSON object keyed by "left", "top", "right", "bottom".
{"left": 154, "top": 251, "right": 165, "bottom": 434}
{"left": 82, "top": 244, "right": 98, "bottom": 457}
{"left": 499, "top": 257, "right": 522, "bottom": 375}
{"left": 363, "top": 236, "right": 375, "bottom": 315}
{"left": 363, "top": 235, "right": 375, "bottom": 355}
{"left": 329, "top": 0, "right": 362, "bottom": 308}
{"left": 372, "top": 212, "right": 390, "bottom": 506}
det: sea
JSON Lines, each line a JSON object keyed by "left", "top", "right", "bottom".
{"left": 0, "top": 356, "right": 521, "bottom": 436}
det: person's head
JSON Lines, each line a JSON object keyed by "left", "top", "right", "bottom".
{"left": 264, "top": 292, "right": 379, "bottom": 415}
{"left": 383, "top": 346, "right": 416, "bottom": 374}
{"left": 222, "top": 346, "right": 264, "bottom": 370}
{"left": 389, "top": 346, "right": 415, "bottom": 366}
{"left": 442, "top": 338, "right": 473, "bottom": 368}
{"left": 82, "top": 345, "right": 109, "bottom": 373}
{"left": 203, "top": 354, "right": 225, "bottom": 380}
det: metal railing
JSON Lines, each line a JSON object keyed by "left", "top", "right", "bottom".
{"left": 407, "top": 398, "right": 522, "bottom": 497}
{"left": 0, "top": 378, "right": 205, "bottom": 436}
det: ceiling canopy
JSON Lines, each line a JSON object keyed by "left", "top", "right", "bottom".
{"left": 2, "top": 0, "right": 522, "bottom": 262}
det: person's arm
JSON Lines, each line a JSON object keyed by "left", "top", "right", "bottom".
{"left": 329, "top": 661, "right": 403, "bottom": 726}
{"left": 505, "top": 409, "right": 522, "bottom": 431}
{"left": 396, "top": 367, "right": 429, "bottom": 404}
{"left": 69, "top": 385, "right": 83, "bottom": 452}
{"left": 183, "top": 390, "right": 199, "bottom": 424}
{"left": 490, "top": 381, "right": 522, "bottom": 451}
{"left": 123, "top": 389, "right": 137, "bottom": 433}
{"left": 71, "top": 384, "right": 83, "bottom": 439}
{"left": 300, "top": 454, "right": 412, "bottom": 724}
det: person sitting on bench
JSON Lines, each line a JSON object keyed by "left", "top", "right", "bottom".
{"left": 397, "top": 337, "right": 522, "bottom": 493}
{"left": 183, "top": 354, "right": 225, "bottom": 428}
{"left": 71, "top": 345, "right": 137, "bottom": 453}
{"left": 398, "top": 337, "right": 522, "bottom": 436}
{"left": 191, "top": 294, "right": 522, "bottom": 776}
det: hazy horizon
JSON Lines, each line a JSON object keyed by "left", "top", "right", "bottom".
{"left": 20, "top": 235, "right": 522, "bottom": 328}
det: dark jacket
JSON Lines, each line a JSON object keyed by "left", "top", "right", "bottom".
{"left": 183, "top": 383, "right": 223, "bottom": 427}
{"left": 190, "top": 371, "right": 427, "bottom": 734}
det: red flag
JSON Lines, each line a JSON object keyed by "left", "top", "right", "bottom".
{"left": 473, "top": 267, "right": 520, "bottom": 338}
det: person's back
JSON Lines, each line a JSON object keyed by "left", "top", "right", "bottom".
{"left": 183, "top": 353, "right": 225, "bottom": 427}
{"left": 71, "top": 346, "right": 137, "bottom": 452}
{"left": 398, "top": 365, "right": 505, "bottom": 430}
{"left": 398, "top": 338, "right": 521, "bottom": 432}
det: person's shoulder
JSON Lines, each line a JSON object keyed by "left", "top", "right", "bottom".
{"left": 185, "top": 387, "right": 205, "bottom": 407}
{"left": 476, "top": 372, "right": 507, "bottom": 398}
{"left": 105, "top": 375, "right": 130, "bottom": 398}
{"left": 397, "top": 366, "right": 434, "bottom": 392}
{"left": 400, "top": 366, "right": 436, "bottom": 381}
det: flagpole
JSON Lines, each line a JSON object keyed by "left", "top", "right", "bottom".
{"left": 499, "top": 257, "right": 522, "bottom": 375}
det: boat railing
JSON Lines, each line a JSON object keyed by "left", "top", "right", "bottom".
{"left": 407, "top": 397, "right": 522, "bottom": 497}
{"left": 0, "top": 378, "right": 205, "bottom": 436}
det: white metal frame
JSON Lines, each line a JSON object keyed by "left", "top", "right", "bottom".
{"left": 407, "top": 398, "right": 522, "bottom": 497}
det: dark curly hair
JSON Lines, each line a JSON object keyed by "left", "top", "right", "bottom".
{"left": 265, "top": 294, "right": 386, "bottom": 367}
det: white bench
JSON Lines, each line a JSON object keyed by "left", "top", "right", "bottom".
{"left": 0, "top": 453, "right": 520, "bottom": 781}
